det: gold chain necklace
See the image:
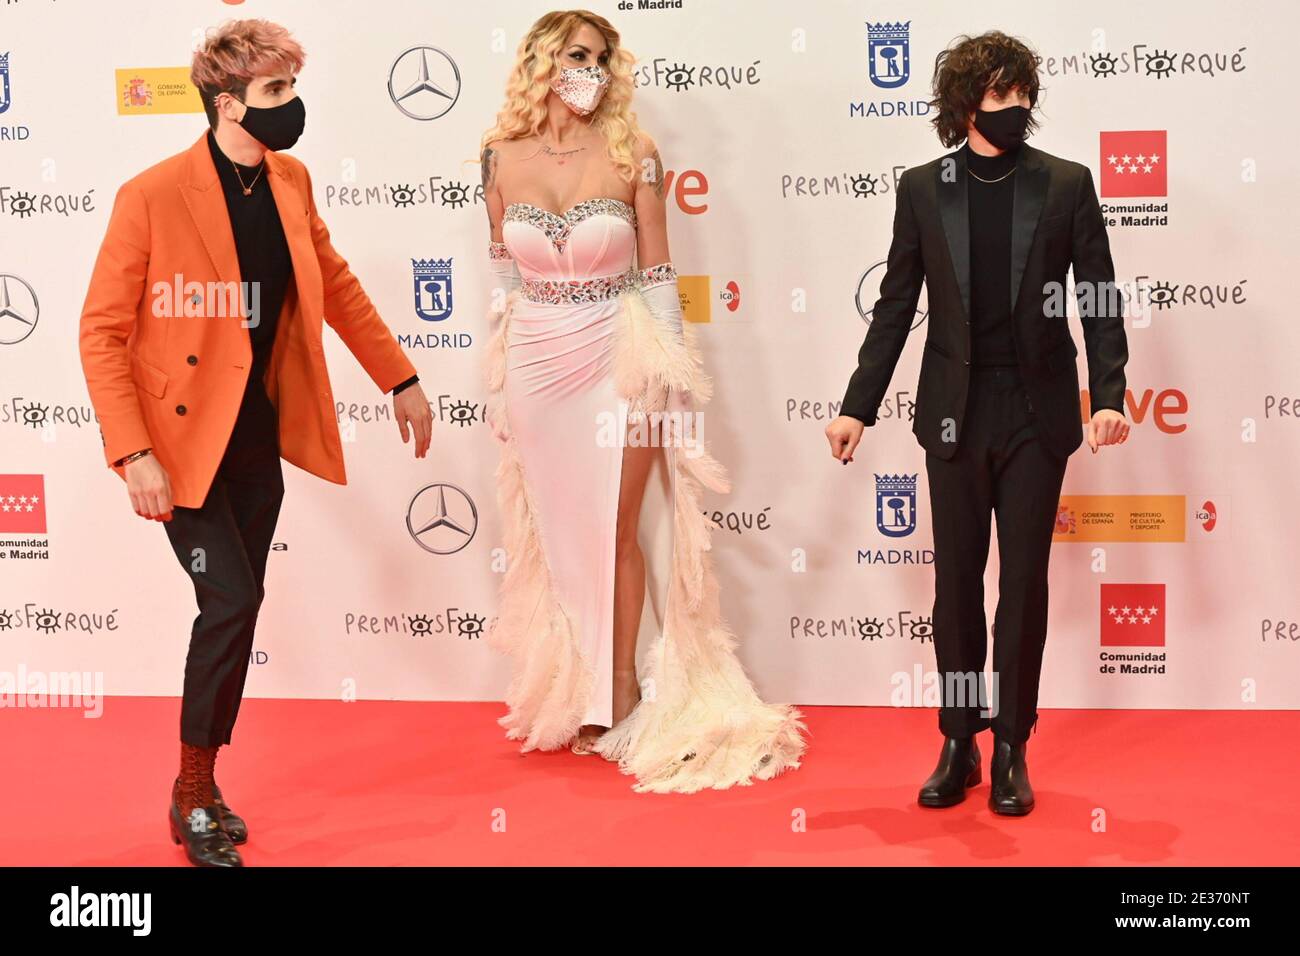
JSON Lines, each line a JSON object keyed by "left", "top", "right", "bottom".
{"left": 968, "top": 166, "right": 1016, "bottom": 184}
{"left": 229, "top": 158, "right": 265, "bottom": 196}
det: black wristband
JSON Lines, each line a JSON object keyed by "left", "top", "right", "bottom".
{"left": 392, "top": 374, "right": 419, "bottom": 396}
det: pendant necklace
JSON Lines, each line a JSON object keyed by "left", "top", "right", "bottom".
{"left": 230, "top": 158, "right": 265, "bottom": 195}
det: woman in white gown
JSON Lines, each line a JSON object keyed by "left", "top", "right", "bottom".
{"left": 480, "top": 9, "right": 805, "bottom": 793}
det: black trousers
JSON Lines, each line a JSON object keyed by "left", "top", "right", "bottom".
{"left": 164, "top": 381, "right": 283, "bottom": 747}
{"left": 925, "top": 364, "right": 1068, "bottom": 744}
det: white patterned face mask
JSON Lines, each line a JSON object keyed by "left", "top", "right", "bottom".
{"left": 552, "top": 65, "right": 610, "bottom": 116}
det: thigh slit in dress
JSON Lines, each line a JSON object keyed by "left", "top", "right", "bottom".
{"left": 485, "top": 198, "right": 805, "bottom": 793}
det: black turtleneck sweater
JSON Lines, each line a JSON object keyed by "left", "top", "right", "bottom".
{"left": 965, "top": 141, "right": 1020, "bottom": 367}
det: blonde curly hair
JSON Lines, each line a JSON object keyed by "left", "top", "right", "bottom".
{"left": 481, "top": 9, "right": 643, "bottom": 182}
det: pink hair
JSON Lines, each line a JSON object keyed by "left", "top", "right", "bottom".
{"left": 191, "top": 18, "right": 306, "bottom": 105}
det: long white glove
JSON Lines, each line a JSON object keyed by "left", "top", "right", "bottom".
{"left": 637, "top": 262, "right": 682, "bottom": 340}
{"left": 635, "top": 261, "right": 702, "bottom": 448}
{"left": 488, "top": 241, "right": 520, "bottom": 297}
{"left": 487, "top": 241, "right": 519, "bottom": 445}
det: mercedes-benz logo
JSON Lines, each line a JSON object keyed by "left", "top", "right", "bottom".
{"left": 388, "top": 46, "right": 461, "bottom": 121}
{"left": 855, "top": 260, "right": 928, "bottom": 331}
{"left": 406, "top": 482, "right": 478, "bottom": 555}
{"left": 0, "top": 274, "right": 39, "bottom": 345}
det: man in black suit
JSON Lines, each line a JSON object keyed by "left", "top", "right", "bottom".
{"left": 827, "top": 31, "right": 1130, "bottom": 815}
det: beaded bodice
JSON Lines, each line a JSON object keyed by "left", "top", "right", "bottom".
{"left": 503, "top": 198, "right": 636, "bottom": 294}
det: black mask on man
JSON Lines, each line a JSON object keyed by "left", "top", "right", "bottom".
{"left": 973, "top": 104, "right": 1030, "bottom": 151}
{"left": 236, "top": 96, "right": 306, "bottom": 152}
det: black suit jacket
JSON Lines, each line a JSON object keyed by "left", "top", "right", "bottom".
{"left": 840, "top": 142, "right": 1128, "bottom": 460}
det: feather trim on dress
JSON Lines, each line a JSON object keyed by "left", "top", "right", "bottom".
{"left": 485, "top": 288, "right": 807, "bottom": 792}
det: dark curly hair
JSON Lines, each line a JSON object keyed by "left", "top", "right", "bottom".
{"left": 929, "top": 31, "right": 1042, "bottom": 148}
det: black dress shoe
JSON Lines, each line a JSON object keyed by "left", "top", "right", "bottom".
{"left": 988, "top": 737, "right": 1035, "bottom": 816}
{"left": 212, "top": 783, "right": 248, "bottom": 845}
{"left": 918, "top": 735, "right": 981, "bottom": 808}
{"left": 168, "top": 799, "right": 243, "bottom": 867}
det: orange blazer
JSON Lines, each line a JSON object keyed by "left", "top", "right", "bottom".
{"left": 80, "top": 132, "right": 417, "bottom": 508}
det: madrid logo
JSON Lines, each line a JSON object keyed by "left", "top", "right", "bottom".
{"left": 867, "top": 21, "right": 910, "bottom": 90}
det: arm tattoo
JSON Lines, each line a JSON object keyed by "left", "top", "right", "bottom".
{"left": 481, "top": 146, "right": 498, "bottom": 191}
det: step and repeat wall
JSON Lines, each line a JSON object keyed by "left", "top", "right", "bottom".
{"left": 2, "top": 0, "right": 1296, "bottom": 714}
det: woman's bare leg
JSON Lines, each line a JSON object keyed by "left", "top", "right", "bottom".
{"left": 574, "top": 423, "right": 661, "bottom": 749}
{"left": 612, "top": 436, "right": 659, "bottom": 724}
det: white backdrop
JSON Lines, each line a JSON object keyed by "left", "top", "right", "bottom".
{"left": 2, "top": 0, "right": 1298, "bottom": 715}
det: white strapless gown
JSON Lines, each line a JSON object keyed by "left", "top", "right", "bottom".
{"left": 484, "top": 198, "right": 805, "bottom": 793}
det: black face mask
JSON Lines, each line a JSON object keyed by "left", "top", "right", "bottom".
{"left": 973, "top": 104, "right": 1030, "bottom": 151}
{"left": 235, "top": 95, "right": 306, "bottom": 152}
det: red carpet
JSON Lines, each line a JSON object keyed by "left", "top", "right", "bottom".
{"left": 2, "top": 700, "right": 1295, "bottom": 866}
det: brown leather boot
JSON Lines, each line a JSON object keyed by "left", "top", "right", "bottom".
{"left": 210, "top": 747, "right": 248, "bottom": 844}
{"left": 176, "top": 741, "right": 217, "bottom": 817}
{"left": 169, "top": 742, "right": 241, "bottom": 867}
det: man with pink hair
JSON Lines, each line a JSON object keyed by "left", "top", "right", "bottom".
{"left": 80, "top": 19, "right": 432, "bottom": 866}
